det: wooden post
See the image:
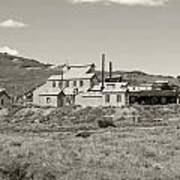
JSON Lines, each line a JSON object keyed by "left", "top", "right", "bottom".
{"left": 109, "top": 61, "right": 112, "bottom": 80}
{"left": 177, "top": 97, "right": 179, "bottom": 105}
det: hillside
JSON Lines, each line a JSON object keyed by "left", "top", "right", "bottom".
{"left": 0, "top": 53, "right": 61, "bottom": 97}
{"left": 96, "top": 70, "right": 179, "bottom": 86}
{"left": 118, "top": 70, "right": 179, "bottom": 85}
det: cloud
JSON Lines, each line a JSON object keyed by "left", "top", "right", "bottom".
{"left": 0, "top": 46, "right": 19, "bottom": 56}
{"left": 71, "top": 0, "right": 169, "bottom": 6}
{"left": 0, "top": 19, "right": 28, "bottom": 28}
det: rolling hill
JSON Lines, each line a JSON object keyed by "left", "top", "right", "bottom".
{"left": 0, "top": 53, "right": 61, "bottom": 97}
{"left": 96, "top": 69, "right": 179, "bottom": 86}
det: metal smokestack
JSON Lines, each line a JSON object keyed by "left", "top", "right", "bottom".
{"left": 109, "top": 61, "right": 112, "bottom": 80}
{"left": 101, "top": 54, "right": 105, "bottom": 90}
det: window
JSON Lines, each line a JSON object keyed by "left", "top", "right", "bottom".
{"left": 52, "top": 81, "right": 56, "bottom": 88}
{"left": 59, "top": 81, "right": 63, "bottom": 88}
{"left": 73, "top": 81, "right": 77, "bottom": 87}
{"left": 73, "top": 88, "right": 78, "bottom": 94}
{"left": 1, "top": 99, "right": 4, "bottom": 106}
{"left": 80, "top": 80, "right": 84, "bottom": 87}
{"left": 105, "top": 94, "right": 110, "bottom": 103}
{"left": 66, "top": 81, "right": 69, "bottom": 87}
{"left": 46, "top": 97, "right": 51, "bottom": 104}
{"left": 107, "top": 84, "right": 115, "bottom": 88}
{"left": 117, "top": 94, "right": 122, "bottom": 103}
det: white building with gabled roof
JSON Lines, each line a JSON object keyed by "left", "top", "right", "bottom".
{"left": 33, "top": 63, "right": 100, "bottom": 107}
{"left": 47, "top": 63, "right": 98, "bottom": 92}
{"left": 76, "top": 82, "right": 129, "bottom": 107}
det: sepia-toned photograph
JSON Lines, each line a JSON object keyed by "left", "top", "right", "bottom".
{"left": 0, "top": 0, "right": 180, "bottom": 179}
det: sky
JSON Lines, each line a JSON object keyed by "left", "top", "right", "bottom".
{"left": 0, "top": 0, "right": 180, "bottom": 76}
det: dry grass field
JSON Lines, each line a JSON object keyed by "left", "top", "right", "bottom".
{"left": 0, "top": 105, "right": 180, "bottom": 180}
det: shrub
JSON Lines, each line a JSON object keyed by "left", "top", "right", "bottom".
{"left": 97, "top": 118, "right": 116, "bottom": 128}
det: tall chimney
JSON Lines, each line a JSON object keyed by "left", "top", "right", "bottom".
{"left": 101, "top": 54, "right": 105, "bottom": 90}
{"left": 109, "top": 61, "right": 112, "bottom": 81}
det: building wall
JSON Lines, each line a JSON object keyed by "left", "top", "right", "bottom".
{"left": 0, "top": 94, "right": 10, "bottom": 108}
{"left": 102, "top": 92, "right": 126, "bottom": 107}
{"left": 33, "top": 88, "right": 42, "bottom": 105}
{"left": 76, "top": 91, "right": 127, "bottom": 107}
{"left": 48, "top": 76, "right": 98, "bottom": 93}
{"left": 37, "top": 95, "right": 66, "bottom": 107}
{"left": 76, "top": 93, "right": 103, "bottom": 107}
{"left": 33, "top": 83, "right": 58, "bottom": 106}
{"left": 38, "top": 96, "right": 58, "bottom": 107}
{"left": 91, "top": 75, "right": 100, "bottom": 88}
{"left": 128, "top": 86, "right": 152, "bottom": 92}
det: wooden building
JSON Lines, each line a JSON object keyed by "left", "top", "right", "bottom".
{"left": 76, "top": 82, "right": 128, "bottom": 107}
{"left": 33, "top": 64, "right": 99, "bottom": 107}
{"left": 129, "top": 90, "right": 179, "bottom": 105}
{"left": 0, "top": 89, "right": 11, "bottom": 108}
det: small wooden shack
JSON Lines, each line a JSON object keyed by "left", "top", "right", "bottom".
{"left": 38, "top": 90, "right": 66, "bottom": 107}
{"left": 0, "top": 89, "right": 11, "bottom": 108}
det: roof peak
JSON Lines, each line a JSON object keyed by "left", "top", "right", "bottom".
{"left": 67, "top": 63, "right": 95, "bottom": 69}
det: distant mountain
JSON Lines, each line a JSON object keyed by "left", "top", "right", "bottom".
{"left": 0, "top": 53, "right": 61, "bottom": 97}
{"left": 96, "top": 70, "right": 179, "bottom": 86}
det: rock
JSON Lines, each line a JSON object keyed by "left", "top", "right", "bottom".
{"left": 153, "top": 163, "right": 163, "bottom": 170}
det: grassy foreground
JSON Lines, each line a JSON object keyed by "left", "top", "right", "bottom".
{"left": 0, "top": 105, "right": 180, "bottom": 180}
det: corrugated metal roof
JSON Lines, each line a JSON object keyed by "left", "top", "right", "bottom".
{"left": 103, "top": 89, "right": 127, "bottom": 93}
{"left": 90, "top": 84, "right": 101, "bottom": 91}
{"left": 48, "top": 73, "right": 95, "bottom": 80}
{"left": 39, "top": 87, "right": 76, "bottom": 96}
{"left": 39, "top": 88, "right": 62, "bottom": 96}
{"left": 67, "top": 63, "right": 94, "bottom": 68}
{"left": 48, "top": 64, "right": 95, "bottom": 80}
{"left": 103, "top": 82, "right": 128, "bottom": 93}
{"left": 63, "top": 87, "right": 75, "bottom": 95}
{"left": 129, "top": 90, "right": 178, "bottom": 97}
{"left": 81, "top": 91, "right": 103, "bottom": 97}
